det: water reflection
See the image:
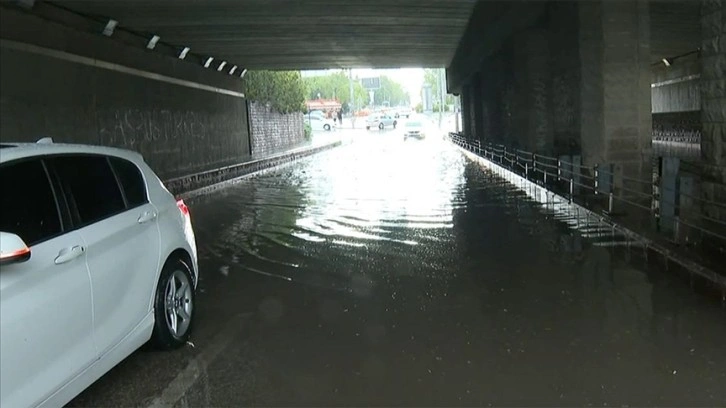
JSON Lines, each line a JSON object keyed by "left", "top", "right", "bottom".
{"left": 295, "top": 138, "right": 465, "bottom": 245}
{"left": 178, "top": 135, "right": 726, "bottom": 407}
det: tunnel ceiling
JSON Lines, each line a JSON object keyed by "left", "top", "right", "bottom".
{"left": 53, "top": 0, "right": 478, "bottom": 70}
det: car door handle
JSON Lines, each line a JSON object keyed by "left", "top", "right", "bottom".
{"left": 55, "top": 245, "right": 85, "bottom": 265}
{"left": 137, "top": 210, "right": 158, "bottom": 224}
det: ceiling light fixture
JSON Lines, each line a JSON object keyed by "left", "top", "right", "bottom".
{"left": 146, "top": 35, "right": 160, "bottom": 50}
{"left": 102, "top": 19, "right": 118, "bottom": 37}
{"left": 178, "top": 47, "right": 190, "bottom": 59}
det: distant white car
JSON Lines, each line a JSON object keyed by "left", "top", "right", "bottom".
{"left": 395, "top": 108, "right": 413, "bottom": 119}
{"left": 0, "top": 140, "right": 198, "bottom": 408}
{"left": 306, "top": 115, "right": 336, "bottom": 131}
{"left": 403, "top": 119, "right": 426, "bottom": 140}
{"left": 366, "top": 114, "right": 397, "bottom": 130}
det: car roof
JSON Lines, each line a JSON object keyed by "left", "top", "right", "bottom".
{"left": 0, "top": 141, "right": 144, "bottom": 164}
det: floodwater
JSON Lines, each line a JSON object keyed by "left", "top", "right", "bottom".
{"left": 70, "top": 131, "right": 726, "bottom": 407}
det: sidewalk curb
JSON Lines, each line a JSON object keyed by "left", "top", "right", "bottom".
{"left": 167, "top": 140, "right": 341, "bottom": 199}
{"left": 456, "top": 145, "right": 726, "bottom": 296}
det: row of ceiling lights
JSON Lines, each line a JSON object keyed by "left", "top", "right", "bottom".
{"left": 100, "top": 17, "right": 247, "bottom": 79}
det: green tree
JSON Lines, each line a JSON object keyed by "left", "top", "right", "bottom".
{"left": 373, "top": 76, "right": 409, "bottom": 107}
{"left": 244, "top": 70, "right": 306, "bottom": 113}
{"left": 302, "top": 71, "right": 368, "bottom": 112}
{"left": 423, "top": 68, "right": 455, "bottom": 111}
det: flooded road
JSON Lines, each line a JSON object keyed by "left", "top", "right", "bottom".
{"left": 71, "top": 133, "right": 726, "bottom": 407}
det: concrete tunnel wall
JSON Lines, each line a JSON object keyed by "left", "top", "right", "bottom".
{"left": 0, "top": 7, "right": 251, "bottom": 181}
{"left": 450, "top": 0, "right": 724, "bottom": 221}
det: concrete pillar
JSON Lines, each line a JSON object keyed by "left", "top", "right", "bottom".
{"left": 461, "top": 84, "right": 473, "bottom": 137}
{"left": 481, "top": 56, "right": 506, "bottom": 146}
{"left": 478, "top": 75, "right": 490, "bottom": 145}
{"left": 511, "top": 28, "right": 553, "bottom": 154}
{"left": 471, "top": 72, "right": 485, "bottom": 144}
{"left": 579, "top": 0, "right": 652, "bottom": 195}
{"left": 701, "top": 0, "right": 726, "bottom": 221}
{"left": 548, "top": 1, "right": 581, "bottom": 156}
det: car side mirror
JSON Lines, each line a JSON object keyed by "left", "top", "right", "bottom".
{"left": 0, "top": 232, "right": 31, "bottom": 266}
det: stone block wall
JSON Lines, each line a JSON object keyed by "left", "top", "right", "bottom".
{"left": 249, "top": 102, "right": 306, "bottom": 158}
{"left": 701, "top": 0, "right": 726, "bottom": 221}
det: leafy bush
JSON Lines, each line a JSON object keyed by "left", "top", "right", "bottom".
{"left": 244, "top": 71, "right": 306, "bottom": 114}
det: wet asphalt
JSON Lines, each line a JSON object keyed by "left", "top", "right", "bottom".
{"left": 70, "top": 130, "right": 726, "bottom": 407}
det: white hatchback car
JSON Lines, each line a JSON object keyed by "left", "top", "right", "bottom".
{"left": 306, "top": 114, "right": 336, "bottom": 131}
{"left": 0, "top": 140, "right": 198, "bottom": 408}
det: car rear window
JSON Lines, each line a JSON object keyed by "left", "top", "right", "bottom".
{"left": 52, "top": 156, "right": 126, "bottom": 226}
{"left": 110, "top": 157, "right": 148, "bottom": 208}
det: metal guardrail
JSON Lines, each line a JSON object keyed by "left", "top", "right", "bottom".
{"left": 447, "top": 132, "right": 726, "bottom": 249}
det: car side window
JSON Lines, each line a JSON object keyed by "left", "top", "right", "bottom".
{"left": 0, "top": 159, "right": 62, "bottom": 246}
{"left": 52, "top": 155, "right": 126, "bottom": 226}
{"left": 110, "top": 157, "right": 148, "bottom": 208}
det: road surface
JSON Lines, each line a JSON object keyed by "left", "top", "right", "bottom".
{"left": 70, "top": 131, "right": 726, "bottom": 407}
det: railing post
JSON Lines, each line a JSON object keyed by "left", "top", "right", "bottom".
{"left": 594, "top": 164, "right": 599, "bottom": 195}
{"left": 569, "top": 178, "right": 574, "bottom": 203}
{"left": 674, "top": 216, "right": 681, "bottom": 243}
{"left": 533, "top": 153, "right": 537, "bottom": 175}
{"left": 525, "top": 162, "right": 529, "bottom": 179}
{"left": 503, "top": 146, "right": 507, "bottom": 166}
{"left": 608, "top": 192, "right": 614, "bottom": 214}
{"left": 557, "top": 159, "right": 562, "bottom": 181}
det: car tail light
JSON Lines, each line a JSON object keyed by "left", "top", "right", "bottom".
{"left": 177, "top": 199, "right": 190, "bottom": 217}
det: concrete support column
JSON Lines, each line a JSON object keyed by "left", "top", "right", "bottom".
{"left": 511, "top": 28, "right": 553, "bottom": 154}
{"left": 548, "top": 1, "right": 581, "bottom": 156}
{"left": 480, "top": 56, "right": 506, "bottom": 146}
{"left": 579, "top": 0, "right": 652, "bottom": 195}
{"left": 461, "top": 84, "right": 473, "bottom": 138}
{"left": 701, "top": 0, "right": 726, "bottom": 221}
{"left": 471, "top": 72, "right": 485, "bottom": 144}
{"left": 478, "top": 74, "right": 491, "bottom": 145}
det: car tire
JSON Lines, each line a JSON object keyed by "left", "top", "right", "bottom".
{"left": 366, "top": 126, "right": 370, "bottom": 130}
{"left": 379, "top": 123, "right": 384, "bottom": 130}
{"left": 150, "top": 257, "right": 195, "bottom": 350}
{"left": 324, "top": 124, "right": 331, "bottom": 131}
{"left": 393, "top": 121, "right": 398, "bottom": 129}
